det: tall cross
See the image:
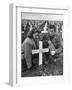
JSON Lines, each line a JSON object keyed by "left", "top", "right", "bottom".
{"left": 32, "top": 41, "right": 49, "bottom": 65}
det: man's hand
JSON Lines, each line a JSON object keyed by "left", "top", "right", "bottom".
{"left": 51, "top": 50, "right": 55, "bottom": 56}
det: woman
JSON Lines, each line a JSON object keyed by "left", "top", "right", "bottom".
{"left": 21, "top": 28, "right": 40, "bottom": 72}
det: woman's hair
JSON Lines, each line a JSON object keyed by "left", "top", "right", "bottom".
{"left": 27, "top": 27, "right": 40, "bottom": 38}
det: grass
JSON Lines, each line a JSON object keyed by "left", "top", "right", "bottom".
{"left": 22, "top": 58, "right": 63, "bottom": 77}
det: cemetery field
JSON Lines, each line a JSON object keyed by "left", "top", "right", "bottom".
{"left": 21, "top": 19, "right": 63, "bottom": 77}
{"left": 22, "top": 59, "right": 63, "bottom": 77}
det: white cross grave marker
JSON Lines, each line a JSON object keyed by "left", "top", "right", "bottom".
{"left": 32, "top": 41, "right": 49, "bottom": 65}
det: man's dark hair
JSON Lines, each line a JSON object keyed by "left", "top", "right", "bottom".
{"left": 49, "top": 25, "right": 56, "bottom": 32}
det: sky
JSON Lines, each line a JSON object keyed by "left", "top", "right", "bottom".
{"left": 21, "top": 13, "right": 64, "bottom": 21}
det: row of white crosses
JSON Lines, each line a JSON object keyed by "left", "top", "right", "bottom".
{"left": 32, "top": 22, "right": 49, "bottom": 65}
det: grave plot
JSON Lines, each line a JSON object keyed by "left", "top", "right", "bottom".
{"left": 22, "top": 36, "right": 63, "bottom": 77}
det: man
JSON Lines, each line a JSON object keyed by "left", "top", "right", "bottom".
{"left": 48, "top": 25, "right": 63, "bottom": 63}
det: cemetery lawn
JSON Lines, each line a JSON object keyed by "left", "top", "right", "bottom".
{"left": 22, "top": 60, "right": 63, "bottom": 77}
